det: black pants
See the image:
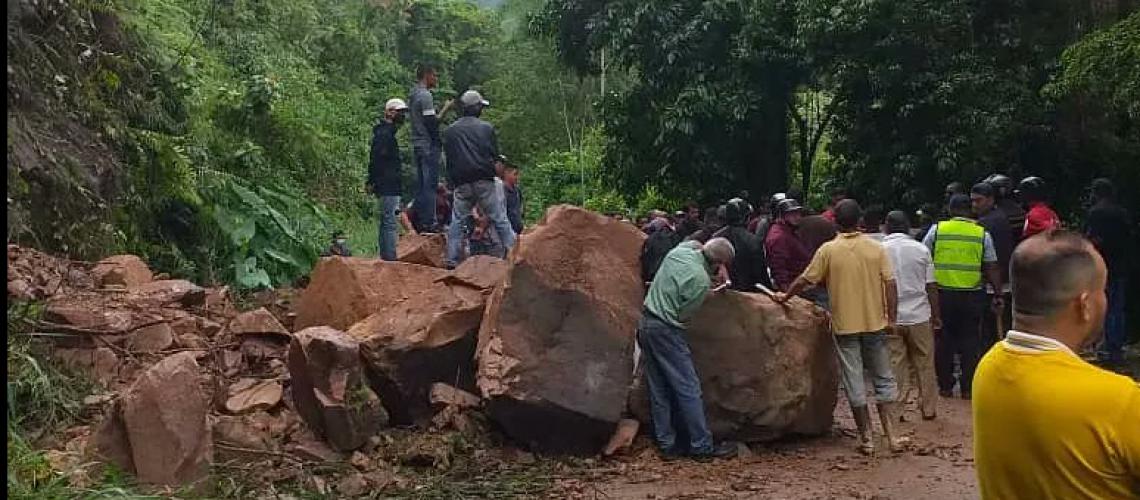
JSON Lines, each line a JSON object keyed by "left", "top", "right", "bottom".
{"left": 936, "top": 289, "right": 985, "bottom": 394}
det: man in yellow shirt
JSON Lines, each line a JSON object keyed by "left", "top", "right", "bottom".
{"left": 775, "top": 199, "right": 903, "bottom": 455}
{"left": 974, "top": 230, "right": 1140, "bottom": 499}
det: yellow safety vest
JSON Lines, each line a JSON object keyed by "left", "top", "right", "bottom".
{"left": 932, "top": 218, "right": 985, "bottom": 290}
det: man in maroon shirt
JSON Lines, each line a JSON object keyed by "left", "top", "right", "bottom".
{"left": 765, "top": 198, "right": 812, "bottom": 291}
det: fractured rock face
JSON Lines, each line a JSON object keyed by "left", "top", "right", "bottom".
{"left": 476, "top": 205, "right": 647, "bottom": 454}
{"left": 224, "top": 378, "right": 284, "bottom": 414}
{"left": 293, "top": 258, "right": 450, "bottom": 331}
{"left": 43, "top": 304, "right": 134, "bottom": 333}
{"left": 396, "top": 233, "right": 447, "bottom": 268}
{"left": 347, "top": 280, "right": 485, "bottom": 426}
{"left": 127, "top": 322, "right": 174, "bottom": 353}
{"left": 91, "top": 255, "right": 154, "bottom": 288}
{"left": 439, "top": 255, "right": 508, "bottom": 291}
{"left": 288, "top": 327, "right": 387, "bottom": 451}
{"left": 631, "top": 292, "right": 838, "bottom": 442}
{"left": 229, "top": 307, "right": 289, "bottom": 338}
{"left": 106, "top": 352, "right": 212, "bottom": 487}
{"left": 127, "top": 280, "right": 206, "bottom": 308}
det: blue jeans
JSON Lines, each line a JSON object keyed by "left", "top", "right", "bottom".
{"left": 835, "top": 332, "right": 898, "bottom": 407}
{"left": 377, "top": 195, "right": 400, "bottom": 261}
{"left": 412, "top": 146, "right": 440, "bottom": 231}
{"left": 637, "top": 312, "right": 713, "bottom": 454}
{"left": 1101, "top": 275, "right": 1127, "bottom": 361}
{"left": 446, "top": 180, "right": 516, "bottom": 267}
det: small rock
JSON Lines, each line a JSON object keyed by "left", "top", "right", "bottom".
{"left": 242, "top": 337, "right": 287, "bottom": 360}
{"left": 349, "top": 451, "right": 371, "bottom": 471}
{"left": 229, "top": 308, "right": 289, "bottom": 338}
{"left": 55, "top": 347, "right": 119, "bottom": 384}
{"left": 199, "top": 318, "right": 223, "bottom": 337}
{"left": 127, "top": 280, "right": 205, "bottom": 307}
{"left": 220, "top": 350, "right": 244, "bottom": 377}
{"left": 337, "top": 473, "right": 369, "bottom": 497}
{"left": 735, "top": 442, "right": 754, "bottom": 459}
{"left": 287, "top": 433, "right": 345, "bottom": 462}
{"left": 601, "top": 419, "right": 640, "bottom": 457}
{"left": 128, "top": 323, "right": 174, "bottom": 353}
{"left": 91, "top": 255, "right": 153, "bottom": 288}
{"left": 428, "top": 383, "right": 481, "bottom": 409}
{"left": 224, "top": 378, "right": 283, "bottom": 414}
{"left": 83, "top": 393, "right": 114, "bottom": 406}
{"left": 213, "top": 415, "right": 272, "bottom": 451}
{"left": 43, "top": 305, "right": 134, "bottom": 333}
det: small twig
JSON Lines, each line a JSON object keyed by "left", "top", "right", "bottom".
{"left": 215, "top": 443, "right": 299, "bottom": 461}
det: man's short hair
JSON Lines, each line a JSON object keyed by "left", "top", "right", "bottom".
{"left": 834, "top": 199, "right": 862, "bottom": 230}
{"left": 830, "top": 187, "right": 848, "bottom": 198}
{"left": 947, "top": 194, "right": 972, "bottom": 216}
{"left": 703, "top": 237, "right": 736, "bottom": 265}
{"left": 971, "top": 182, "right": 995, "bottom": 198}
{"left": 416, "top": 64, "right": 436, "bottom": 80}
{"left": 885, "top": 210, "right": 911, "bottom": 234}
{"left": 1011, "top": 230, "right": 1099, "bottom": 318}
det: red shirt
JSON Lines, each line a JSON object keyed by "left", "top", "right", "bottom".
{"left": 1023, "top": 202, "right": 1060, "bottom": 238}
{"left": 764, "top": 221, "right": 812, "bottom": 291}
{"left": 821, "top": 209, "right": 836, "bottom": 223}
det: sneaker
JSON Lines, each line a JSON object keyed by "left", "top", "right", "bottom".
{"left": 691, "top": 441, "right": 738, "bottom": 461}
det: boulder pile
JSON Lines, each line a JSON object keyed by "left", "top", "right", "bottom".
{"left": 9, "top": 202, "right": 842, "bottom": 491}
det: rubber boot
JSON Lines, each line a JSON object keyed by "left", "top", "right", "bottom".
{"left": 877, "top": 402, "right": 910, "bottom": 453}
{"left": 851, "top": 404, "right": 874, "bottom": 455}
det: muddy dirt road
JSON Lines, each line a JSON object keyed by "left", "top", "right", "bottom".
{"left": 589, "top": 395, "right": 978, "bottom": 500}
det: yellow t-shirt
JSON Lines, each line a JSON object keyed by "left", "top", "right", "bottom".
{"left": 973, "top": 334, "right": 1140, "bottom": 499}
{"left": 801, "top": 232, "right": 893, "bottom": 334}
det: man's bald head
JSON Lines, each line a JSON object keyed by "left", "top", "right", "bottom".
{"left": 1011, "top": 231, "right": 1106, "bottom": 345}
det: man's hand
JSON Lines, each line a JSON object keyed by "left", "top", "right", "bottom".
{"left": 772, "top": 292, "right": 790, "bottom": 304}
{"left": 931, "top": 315, "right": 943, "bottom": 331}
{"left": 991, "top": 295, "right": 1005, "bottom": 313}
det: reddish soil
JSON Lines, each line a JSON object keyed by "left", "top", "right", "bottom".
{"left": 589, "top": 394, "right": 978, "bottom": 500}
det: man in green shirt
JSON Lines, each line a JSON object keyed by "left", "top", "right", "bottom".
{"left": 640, "top": 237, "right": 738, "bottom": 460}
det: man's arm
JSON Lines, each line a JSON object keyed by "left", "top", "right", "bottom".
{"left": 776, "top": 275, "right": 816, "bottom": 302}
{"left": 926, "top": 283, "right": 942, "bottom": 330}
{"left": 981, "top": 232, "right": 1003, "bottom": 306}
{"left": 367, "top": 127, "right": 385, "bottom": 192}
{"left": 885, "top": 279, "right": 898, "bottom": 325}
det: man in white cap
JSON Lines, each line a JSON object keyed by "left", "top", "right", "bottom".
{"left": 367, "top": 97, "right": 409, "bottom": 261}
{"left": 442, "top": 90, "right": 515, "bottom": 268}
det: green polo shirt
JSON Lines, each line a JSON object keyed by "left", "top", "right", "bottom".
{"left": 644, "top": 241, "right": 713, "bottom": 328}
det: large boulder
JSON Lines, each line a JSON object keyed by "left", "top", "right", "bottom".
{"left": 91, "top": 255, "right": 153, "bottom": 288}
{"left": 397, "top": 233, "right": 447, "bottom": 268}
{"left": 293, "top": 258, "right": 449, "bottom": 331}
{"left": 476, "top": 205, "right": 646, "bottom": 454}
{"left": 440, "top": 255, "right": 508, "bottom": 291}
{"left": 288, "top": 327, "right": 387, "bottom": 451}
{"left": 346, "top": 279, "right": 486, "bottom": 425}
{"left": 91, "top": 352, "right": 212, "bottom": 487}
{"left": 631, "top": 292, "right": 838, "bottom": 442}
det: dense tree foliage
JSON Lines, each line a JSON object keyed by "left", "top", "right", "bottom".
{"left": 541, "top": 0, "right": 1139, "bottom": 216}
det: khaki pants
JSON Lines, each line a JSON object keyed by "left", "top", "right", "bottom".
{"left": 888, "top": 322, "right": 937, "bottom": 418}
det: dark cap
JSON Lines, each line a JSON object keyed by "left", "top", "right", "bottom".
{"left": 777, "top": 198, "right": 804, "bottom": 216}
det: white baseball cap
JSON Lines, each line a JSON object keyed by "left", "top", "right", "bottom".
{"left": 459, "top": 90, "right": 490, "bottom": 107}
{"left": 385, "top": 98, "right": 408, "bottom": 112}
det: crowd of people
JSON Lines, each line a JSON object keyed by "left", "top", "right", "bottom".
{"left": 635, "top": 174, "right": 1139, "bottom": 495}
{"left": 365, "top": 64, "right": 524, "bottom": 268}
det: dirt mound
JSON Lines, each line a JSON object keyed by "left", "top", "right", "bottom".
{"left": 476, "top": 205, "right": 647, "bottom": 454}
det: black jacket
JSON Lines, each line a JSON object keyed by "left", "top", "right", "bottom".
{"left": 443, "top": 116, "right": 499, "bottom": 186}
{"left": 504, "top": 184, "right": 524, "bottom": 233}
{"left": 368, "top": 121, "right": 401, "bottom": 196}
{"left": 641, "top": 227, "right": 683, "bottom": 284}
{"left": 713, "top": 224, "right": 773, "bottom": 292}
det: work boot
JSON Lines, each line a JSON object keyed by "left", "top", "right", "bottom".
{"left": 851, "top": 405, "right": 874, "bottom": 455}
{"left": 877, "top": 402, "right": 910, "bottom": 453}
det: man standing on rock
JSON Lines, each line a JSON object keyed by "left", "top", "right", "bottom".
{"left": 639, "top": 237, "right": 739, "bottom": 460}
{"left": 882, "top": 211, "right": 941, "bottom": 420}
{"left": 775, "top": 200, "right": 906, "bottom": 455}
{"left": 442, "top": 90, "right": 515, "bottom": 269}
{"left": 367, "top": 97, "right": 408, "bottom": 261}
{"left": 974, "top": 230, "right": 1140, "bottom": 499}
{"left": 408, "top": 64, "right": 448, "bottom": 233}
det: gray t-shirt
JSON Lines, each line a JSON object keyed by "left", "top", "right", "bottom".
{"left": 408, "top": 83, "right": 437, "bottom": 148}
